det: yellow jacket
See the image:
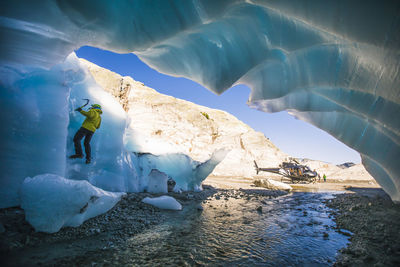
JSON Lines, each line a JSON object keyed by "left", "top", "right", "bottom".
{"left": 80, "top": 109, "right": 102, "bottom": 132}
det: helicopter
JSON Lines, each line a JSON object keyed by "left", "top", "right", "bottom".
{"left": 254, "top": 158, "right": 318, "bottom": 184}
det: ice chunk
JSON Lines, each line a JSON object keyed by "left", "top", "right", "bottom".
{"left": 142, "top": 196, "right": 182, "bottom": 210}
{"left": 134, "top": 149, "right": 229, "bottom": 192}
{"left": 147, "top": 169, "right": 168, "bottom": 194}
{"left": 21, "top": 174, "right": 125, "bottom": 233}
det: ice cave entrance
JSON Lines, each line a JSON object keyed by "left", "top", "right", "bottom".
{"left": 0, "top": 0, "right": 399, "bottom": 209}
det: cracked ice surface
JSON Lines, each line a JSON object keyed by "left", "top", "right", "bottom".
{"left": 0, "top": 0, "right": 400, "bottom": 201}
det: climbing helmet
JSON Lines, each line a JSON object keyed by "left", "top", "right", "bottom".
{"left": 91, "top": 104, "right": 102, "bottom": 110}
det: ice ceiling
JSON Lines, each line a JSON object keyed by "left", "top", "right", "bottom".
{"left": 1, "top": 0, "right": 399, "bottom": 201}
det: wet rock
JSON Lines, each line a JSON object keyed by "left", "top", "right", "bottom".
{"left": 338, "top": 229, "right": 352, "bottom": 236}
{"left": 167, "top": 179, "right": 176, "bottom": 192}
{"left": 196, "top": 204, "right": 204, "bottom": 211}
{"left": 256, "top": 206, "right": 263, "bottom": 213}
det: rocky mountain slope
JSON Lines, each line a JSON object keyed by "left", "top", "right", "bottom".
{"left": 300, "top": 159, "right": 374, "bottom": 182}
{"left": 79, "top": 58, "right": 374, "bottom": 182}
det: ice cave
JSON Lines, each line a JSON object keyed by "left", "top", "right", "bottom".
{"left": 0, "top": 0, "right": 400, "bottom": 231}
{"left": 0, "top": 0, "right": 400, "bottom": 265}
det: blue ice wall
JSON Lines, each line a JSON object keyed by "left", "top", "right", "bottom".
{"left": 0, "top": 63, "right": 70, "bottom": 207}
{"left": 0, "top": 54, "right": 139, "bottom": 208}
{"left": 0, "top": 0, "right": 399, "bottom": 201}
{"left": 65, "top": 55, "right": 139, "bottom": 194}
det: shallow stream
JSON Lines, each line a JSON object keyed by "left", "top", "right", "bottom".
{"left": 114, "top": 192, "right": 350, "bottom": 266}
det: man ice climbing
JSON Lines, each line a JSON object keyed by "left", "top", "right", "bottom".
{"left": 69, "top": 104, "right": 102, "bottom": 164}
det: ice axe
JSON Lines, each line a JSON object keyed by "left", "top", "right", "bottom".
{"left": 75, "top": 98, "right": 90, "bottom": 111}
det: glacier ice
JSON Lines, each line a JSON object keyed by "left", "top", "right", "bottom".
{"left": 0, "top": 54, "right": 139, "bottom": 208}
{"left": 0, "top": 53, "right": 227, "bottom": 210}
{"left": 133, "top": 149, "right": 229, "bottom": 192}
{"left": 0, "top": 0, "right": 400, "bottom": 201}
{"left": 0, "top": 59, "right": 70, "bottom": 208}
{"left": 142, "top": 196, "right": 182, "bottom": 211}
{"left": 21, "top": 174, "right": 125, "bottom": 233}
{"left": 147, "top": 169, "right": 169, "bottom": 194}
{"left": 66, "top": 54, "right": 139, "bottom": 194}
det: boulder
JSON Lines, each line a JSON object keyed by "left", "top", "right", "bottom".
{"left": 254, "top": 179, "right": 292, "bottom": 192}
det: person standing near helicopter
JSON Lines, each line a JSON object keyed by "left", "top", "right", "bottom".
{"left": 69, "top": 103, "right": 102, "bottom": 164}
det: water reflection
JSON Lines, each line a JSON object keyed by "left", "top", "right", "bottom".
{"left": 118, "top": 192, "right": 349, "bottom": 266}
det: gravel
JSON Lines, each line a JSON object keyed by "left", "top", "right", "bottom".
{"left": 325, "top": 188, "right": 400, "bottom": 266}
{"left": 6, "top": 185, "right": 398, "bottom": 266}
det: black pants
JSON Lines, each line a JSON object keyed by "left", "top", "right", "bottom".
{"left": 73, "top": 127, "right": 94, "bottom": 160}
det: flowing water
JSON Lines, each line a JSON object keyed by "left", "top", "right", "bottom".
{"left": 113, "top": 192, "right": 350, "bottom": 266}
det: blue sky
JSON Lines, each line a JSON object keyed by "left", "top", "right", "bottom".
{"left": 76, "top": 46, "right": 361, "bottom": 164}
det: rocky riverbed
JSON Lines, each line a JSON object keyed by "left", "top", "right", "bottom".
{"left": 0, "top": 185, "right": 286, "bottom": 266}
{"left": 325, "top": 187, "right": 400, "bottom": 266}
{"left": 1, "top": 184, "right": 399, "bottom": 266}
{"left": 0, "top": 192, "right": 164, "bottom": 266}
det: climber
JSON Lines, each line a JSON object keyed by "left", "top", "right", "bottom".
{"left": 69, "top": 104, "right": 102, "bottom": 164}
